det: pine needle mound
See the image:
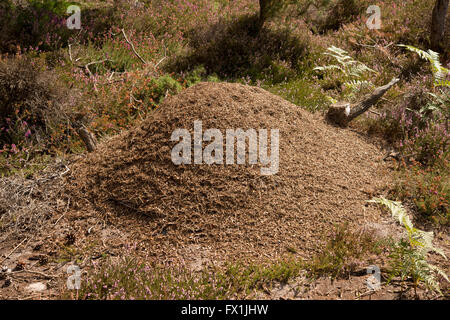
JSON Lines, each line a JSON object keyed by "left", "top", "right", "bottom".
{"left": 66, "top": 82, "right": 391, "bottom": 260}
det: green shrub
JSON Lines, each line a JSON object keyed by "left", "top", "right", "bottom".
{"left": 265, "top": 78, "right": 328, "bottom": 112}
{"left": 314, "top": 45, "right": 376, "bottom": 103}
{"left": 319, "top": 0, "right": 362, "bottom": 32}
{"left": 398, "top": 45, "right": 450, "bottom": 88}
{"left": 0, "top": 0, "right": 77, "bottom": 53}
{"left": 68, "top": 253, "right": 304, "bottom": 300}
{"left": 133, "top": 74, "right": 182, "bottom": 106}
{"left": 394, "top": 163, "right": 449, "bottom": 225}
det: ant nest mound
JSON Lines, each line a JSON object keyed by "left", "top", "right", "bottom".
{"left": 66, "top": 82, "right": 391, "bottom": 261}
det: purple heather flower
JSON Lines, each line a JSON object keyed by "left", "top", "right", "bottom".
{"left": 10, "top": 144, "right": 18, "bottom": 154}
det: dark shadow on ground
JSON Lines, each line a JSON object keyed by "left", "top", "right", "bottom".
{"left": 166, "top": 14, "right": 310, "bottom": 82}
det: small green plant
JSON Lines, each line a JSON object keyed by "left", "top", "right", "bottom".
{"left": 69, "top": 254, "right": 305, "bottom": 300}
{"left": 314, "top": 46, "right": 376, "bottom": 103}
{"left": 369, "top": 197, "right": 449, "bottom": 295}
{"left": 27, "top": 0, "right": 74, "bottom": 16}
{"left": 423, "top": 90, "right": 450, "bottom": 116}
{"left": 184, "top": 65, "right": 220, "bottom": 87}
{"left": 306, "top": 223, "right": 383, "bottom": 279}
{"left": 398, "top": 44, "right": 450, "bottom": 88}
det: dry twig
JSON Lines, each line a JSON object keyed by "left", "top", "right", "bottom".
{"left": 121, "top": 28, "right": 148, "bottom": 64}
{"left": 0, "top": 237, "right": 28, "bottom": 265}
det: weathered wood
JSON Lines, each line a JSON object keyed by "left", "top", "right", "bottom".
{"left": 326, "top": 102, "right": 351, "bottom": 127}
{"left": 77, "top": 125, "right": 97, "bottom": 152}
{"left": 326, "top": 78, "right": 400, "bottom": 127}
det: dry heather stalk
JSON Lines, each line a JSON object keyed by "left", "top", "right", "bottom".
{"left": 0, "top": 160, "right": 70, "bottom": 242}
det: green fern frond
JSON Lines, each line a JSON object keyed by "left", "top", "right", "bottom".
{"left": 325, "top": 96, "right": 338, "bottom": 104}
{"left": 368, "top": 197, "right": 412, "bottom": 230}
{"left": 326, "top": 45, "right": 348, "bottom": 56}
{"left": 344, "top": 80, "right": 374, "bottom": 91}
{"left": 398, "top": 44, "right": 431, "bottom": 60}
{"left": 316, "top": 47, "right": 376, "bottom": 78}
{"left": 348, "top": 64, "right": 376, "bottom": 77}
{"left": 430, "top": 264, "right": 450, "bottom": 281}
{"left": 313, "top": 65, "right": 344, "bottom": 72}
{"left": 315, "top": 46, "right": 377, "bottom": 101}
{"left": 369, "top": 197, "right": 449, "bottom": 294}
{"left": 435, "top": 79, "right": 450, "bottom": 87}
{"left": 399, "top": 44, "right": 450, "bottom": 88}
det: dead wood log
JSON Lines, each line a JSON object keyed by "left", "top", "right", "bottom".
{"left": 326, "top": 77, "right": 400, "bottom": 127}
{"left": 77, "top": 125, "right": 97, "bottom": 152}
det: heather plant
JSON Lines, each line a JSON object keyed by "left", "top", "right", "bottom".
{"left": 0, "top": 55, "right": 75, "bottom": 149}
{"left": 425, "top": 90, "right": 450, "bottom": 116}
{"left": 318, "top": 0, "right": 362, "bottom": 32}
{"left": 306, "top": 223, "right": 384, "bottom": 279}
{"left": 73, "top": 224, "right": 385, "bottom": 300}
{"left": 76, "top": 70, "right": 184, "bottom": 137}
{"left": 384, "top": 85, "right": 449, "bottom": 164}
{"left": 76, "top": 257, "right": 229, "bottom": 300}
{"left": 258, "top": 0, "right": 289, "bottom": 29}
{"left": 0, "top": 0, "right": 76, "bottom": 53}
{"left": 371, "top": 83, "right": 449, "bottom": 224}
{"left": 355, "top": 0, "right": 442, "bottom": 51}
{"left": 284, "top": 0, "right": 373, "bottom": 34}
{"left": 369, "top": 197, "right": 449, "bottom": 295}
{"left": 400, "top": 121, "right": 449, "bottom": 167}
{"left": 71, "top": 253, "right": 306, "bottom": 299}
{"left": 394, "top": 161, "right": 449, "bottom": 225}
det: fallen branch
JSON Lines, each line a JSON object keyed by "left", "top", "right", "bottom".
{"left": 154, "top": 40, "right": 167, "bottom": 69}
{"left": 154, "top": 56, "right": 167, "bottom": 69}
{"left": 121, "top": 28, "right": 147, "bottom": 64}
{"left": 10, "top": 269, "right": 56, "bottom": 279}
{"left": 326, "top": 77, "right": 400, "bottom": 127}
{"left": 0, "top": 237, "right": 28, "bottom": 265}
{"left": 84, "top": 59, "right": 111, "bottom": 78}
{"left": 68, "top": 43, "right": 74, "bottom": 63}
{"left": 68, "top": 43, "right": 111, "bottom": 77}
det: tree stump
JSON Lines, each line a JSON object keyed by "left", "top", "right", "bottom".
{"left": 77, "top": 125, "right": 97, "bottom": 152}
{"left": 326, "top": 78, "right": 400, "bottom": 127}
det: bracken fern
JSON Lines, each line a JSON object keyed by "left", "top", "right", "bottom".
{"left": 369, "top": 197, "right": 449, "bottom": 295}
{"left": 399, "top": 44, "right": 450, "bottom": 88}
{"left": 314, "top": 46, "right": 376, "bottom": 102}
